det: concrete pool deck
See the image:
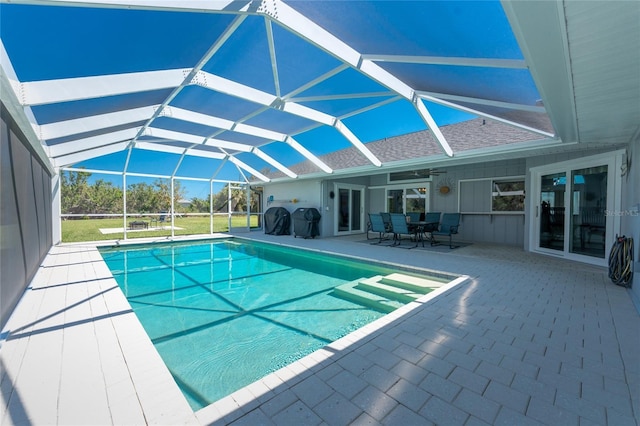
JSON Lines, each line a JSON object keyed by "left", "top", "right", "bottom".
{"left": 1, "top": 233, "right": 638, "bottom": 425}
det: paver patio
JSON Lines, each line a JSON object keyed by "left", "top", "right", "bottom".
{"left": 1, "top": 233, "right": 638, "bottom": 425}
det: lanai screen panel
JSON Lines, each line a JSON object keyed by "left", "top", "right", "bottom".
{"left": 1, "top": 0, "right": 552, "bottom": 182}
{"left": 286, "top": 1, "right": 550, "bottom": 131}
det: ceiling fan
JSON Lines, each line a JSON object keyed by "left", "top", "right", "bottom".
{"left": 390, "top": 168, "right": 446, "bottom": 182}
{"left": 411, "top": 168, "right": 446, "bottom": 177}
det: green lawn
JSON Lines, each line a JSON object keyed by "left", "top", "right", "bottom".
{"left": 61, "top": 215, "right": 260, "bottom": 243}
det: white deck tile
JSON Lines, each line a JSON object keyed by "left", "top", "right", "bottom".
{"left": 208, "top": 394, "right": 244, "bottom": 421}
{"left": 307, "top": 347, "right": 334, "bottom": 364}
{"left": 58, "top": 335, "right": 111, "bottom": 425}
{"left": 194, "top": 401, "right": 224, "bottom": 426}
{"left": 106, "top": 380, "right": 147, "bottom": 426}
{"left": 9, "top": 337, "right": 62, "bottom": 424}
{"left": 244, "top": 378, "right": 272, "bottom": 403}
{"left": 259, "top": 371, "right": 286, "bottom": 393}
{"left": 273, "top": 364, "right": 302, "bottom": 385}
{"left": 230, "top": 386, "right": 260, "bottom": 412}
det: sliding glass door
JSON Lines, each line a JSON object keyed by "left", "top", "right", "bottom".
{"left": 335, "top": 184, "right": 365, "bottom": 234}
{"left": 531, "top": 152, "right": 622, "bottom": 264}
{"left": 569, "top": 165, "right": 608, "bottom": 258}
{"left": 539, "top": 172, "right": 566, "bottom": 251}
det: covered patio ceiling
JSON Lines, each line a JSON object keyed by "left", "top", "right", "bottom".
{"left": 1, "top": 1, "right": 638, "bottom": 183}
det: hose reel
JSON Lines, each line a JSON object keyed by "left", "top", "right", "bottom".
{"left": 608, "top": 235, "right": 634, "bottom": 288}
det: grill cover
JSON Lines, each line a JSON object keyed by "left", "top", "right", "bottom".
{"left": 291, "top": 207, "right": 321, "bottom": 238}
{"left": 264, "top": 207, "right": 290, "bottom": 235}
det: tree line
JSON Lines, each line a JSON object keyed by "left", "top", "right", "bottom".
{"left": 61, "top": 171, "right": 257, "bottom": 216}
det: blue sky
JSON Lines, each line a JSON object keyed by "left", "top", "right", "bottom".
{"left": 1, "top": 1, "right": 532, "bottom": 199}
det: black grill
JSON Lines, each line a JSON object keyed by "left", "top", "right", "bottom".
{"left": 264, "top": 207, "right": 291, "bottom": 235}
{"left": 291, "top": 207, "right": 321, "bottom": 239}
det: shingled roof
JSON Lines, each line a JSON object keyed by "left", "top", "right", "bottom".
{"left": 263, "top": 118, "right": 545, "bottom": 179}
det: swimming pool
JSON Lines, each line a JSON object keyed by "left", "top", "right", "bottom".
{"left": 99, "top": 238, "right": 455, "bottom": 410}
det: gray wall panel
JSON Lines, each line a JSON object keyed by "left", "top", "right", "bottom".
{"left": 368, "top": 188, "right": 386, "bottom": 215}
{"left": 10, "top": 134, "right": 40, "bottom": 281}
{"left": 1, "top": 108, "right": 53, "bottom": 328}
{"left": 1, "top": 122, "right": 27, "bottom": 327}
{"left": 33, "top": 157, "right": 47, "bottom": 259}
{"left": 43, "top": 167, "right": 53, "bottom": 249}
{"left": 457, "top": 214, "right": 524, "bottom": 246}
{"left": 460, "top": 180, "right": 491, "bottom": 212}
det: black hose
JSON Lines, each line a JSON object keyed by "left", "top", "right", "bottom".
{"left": 608, "top": 235, "right": 634, "bottom": 288}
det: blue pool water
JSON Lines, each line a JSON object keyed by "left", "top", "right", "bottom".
{"left": 99, "top": 238, "right": 444, "bottom": 410}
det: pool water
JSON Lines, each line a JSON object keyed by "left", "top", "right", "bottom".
{"left": 99, "top": 239, "right": 446, "bottom": 410}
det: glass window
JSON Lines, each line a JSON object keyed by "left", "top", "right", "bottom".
{"left": 492, "top": 179, "right": 525, "bottom": 212}
{"left": 406, "top": 187, "right": 426, "bottom": 218}
{"left": 387, "top": 189, "right": 404, "bottom": 213}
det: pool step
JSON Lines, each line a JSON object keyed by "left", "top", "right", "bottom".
{"left": 332, "top": 273, "right": 450, "bottom": 313}
{"left": 357, "top": 276, "right": 427, "bottom": 303}
{"left": 380, "top": 273, "right": 447, "bottom": 293}
{"left": 332, "top": 280, "right": 405, "bottom": 313}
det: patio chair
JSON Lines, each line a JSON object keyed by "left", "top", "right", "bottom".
{"left": 380, "top": 212, "right": 393, "bottom": 233}
{"left": 424, "top": 212, "right": 441, "bottom": 227}
{"left": 431, "top": 213, "right": 461, "bottom": 248}
{"left": 159, "top": 212, "right": 167, "bottom": 229}
{"left": 422, "top": 212, "right": 441, "bottom": 242}
{"left": 407, "top": 212, "right": 421, "bottom": 223}
{"left": 367, "top": 213, "right": 389, "bottom": 244}
{"left": 390, "top": 213, "right": 418, "bottom": 248}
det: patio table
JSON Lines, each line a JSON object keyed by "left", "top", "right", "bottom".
{"left": 128, "top": 220, "right": 149, "bottom": 230}
{"left": 408, "top": 221, "right": 439, "bottom": 247}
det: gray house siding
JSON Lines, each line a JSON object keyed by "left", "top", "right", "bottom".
{"left": 259, "top": 122, "right": 637, "bottom": 271}
{"left": 428, "top": 159, "right": 526, "bottom": 246}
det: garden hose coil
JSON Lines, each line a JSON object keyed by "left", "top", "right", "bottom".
{"left": 608, "top": 235, "right": 634, "bottom": 288}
